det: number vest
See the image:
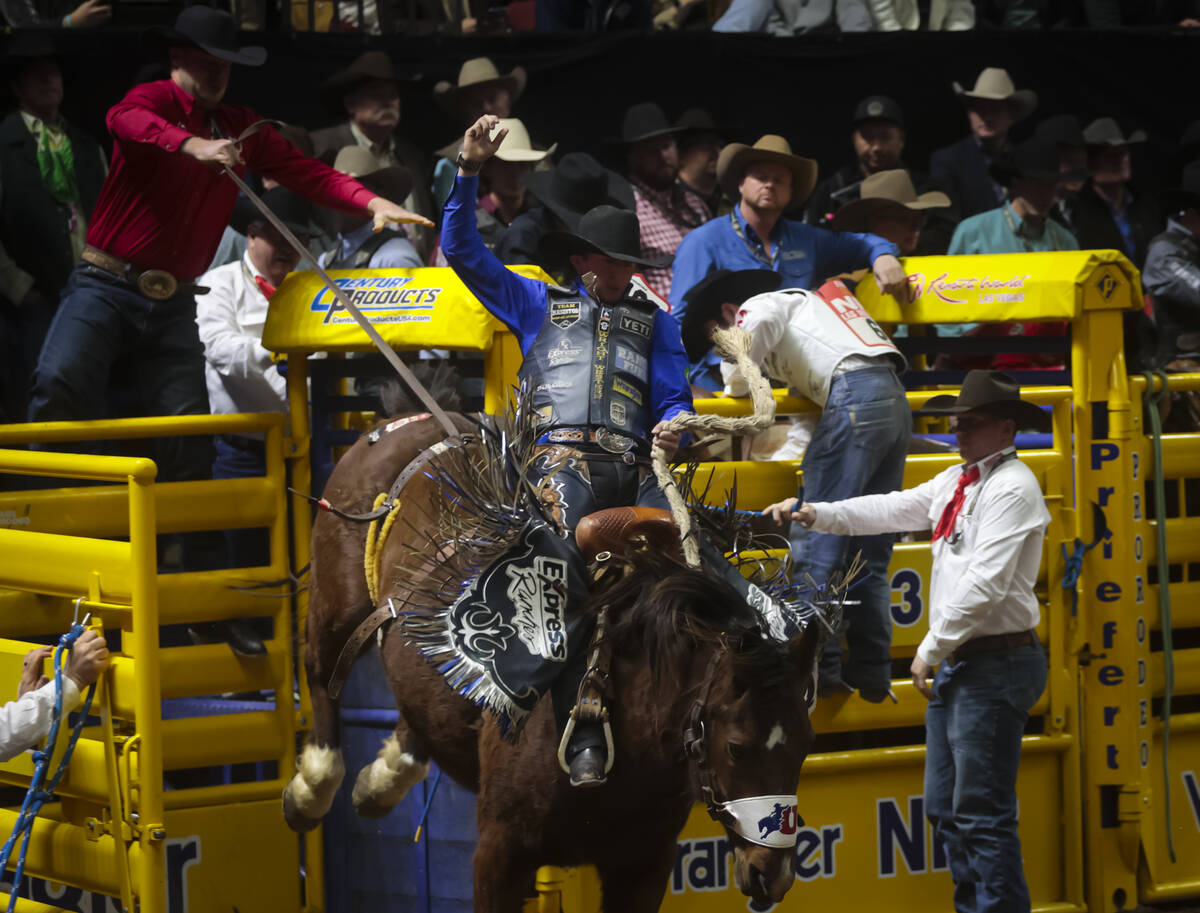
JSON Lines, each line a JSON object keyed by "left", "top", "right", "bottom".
{"left": 520, "top": 286, "right": 657, "bottom": 445}
{"left": 741, "top": 281, "right": 906, "bottom": 407}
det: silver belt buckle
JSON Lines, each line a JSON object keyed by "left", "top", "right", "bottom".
{"left": 595, "top": 428, "right": 635, "bottom": 454}
{"left": 138, "top": 269, "right": 179, "bottom": 300}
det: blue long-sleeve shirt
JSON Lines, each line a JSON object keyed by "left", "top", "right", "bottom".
{"left": 442, "top": 174, "right": 693, "bottom": 430}
{"left": 668, "top": 206, "right": 899, "bottom": 388}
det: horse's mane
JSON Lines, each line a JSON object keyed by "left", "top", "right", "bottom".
{"left": 596, "top": 551, "right": 795, "bottom": 697}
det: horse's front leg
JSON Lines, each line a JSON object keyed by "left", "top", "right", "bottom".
{"left": 473, "top": 822, "right": 536, "bottom": 913}
{"left": 596, "top": 841, "right": 679, "bottom": 913}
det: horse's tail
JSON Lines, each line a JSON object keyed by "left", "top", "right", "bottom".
{"left": 379, "top": 361, "right": 462, "bottom": 416}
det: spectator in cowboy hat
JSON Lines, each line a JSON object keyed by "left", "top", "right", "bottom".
{"left": 495, "top": 152, "right": 634, "bottom": 272}
{"left": 27, "top": 7, "right": 429, "bottom": 642}
{"left": 310, "top": 50, "right": 434, "bottom": 259}
{"left": 670, "top": 134, "right": 907, "bottom": 390}
{"left": 432, "top": 118, "right": 556, "bottom": 263}
{"left": 614, "top": 101, "right": 710, "bottom": 298}
{"left": 806, "top": 94, "right": 953, "bottom": 250}
{"left": 1061, "top": 118, "right": 1159, "bottom": 268}
{"left": 831, "top": 169, "right": 951, "bottom": 256}
{"left": 321, "top": 146, "right": 420, "bottom": 270}
{"left": 1144, "top": 161, "right": 1200, "bottom": 364}
{"left": 712, "top": 0, "right": 871, "bottom": 33}
{"left": 431, "top": 58, "right": 526, "bottom": 208}
{"left": 1034, "top": 114, "right": 1087, "bottom": 196}
{"left": 675, "top": 108, "right": 734, "bottom": 218}
{"left": 931, "top": 67, "right": 1037, "bottom": 222}
{"left": 0, "top": 32, "right": 107, "bottom": 424}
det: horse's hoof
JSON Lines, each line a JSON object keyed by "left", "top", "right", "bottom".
{"left": 282, "top": 786, "right": 324, "bottom": 833}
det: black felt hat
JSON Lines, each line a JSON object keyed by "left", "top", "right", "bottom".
{"left": 679, "top": 269, "right": 782, "bottom": 363}
{"left": 1034, "top": 114, "right": 1084, "bottom": 148}
{"left": 146, "top": 6, "right": 266, "bottom": 66}
{"left": 1161, "top": 160, "right": 1200, "bottom": 215}
{"left": 990, "top": 136, "right": 1087, "bottom": 186}
{"left": 539, "top": 205, "right": 669, "bottom": 269}
{"left": 231, "top": 187, "right": 315, "bottom": 238}
{"left": 321, "top": 51, "right": 420, "bottom": 114}
{"left": 613, "top": 102, "right": 683, "bottom": 144}
{"left": 921, "top": 370, "right": 1050, "bottom": 431}
{"left": 675, "top": 108, "right": 738, "bottom": 146}
{"left": 522, "top": 153, "right": 635, "bottom": 230}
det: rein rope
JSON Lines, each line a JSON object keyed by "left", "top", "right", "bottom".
{"left": 0, "top": 620, "right": 98, "bottom": 912}
{"left": 651, "top": 326, "right": 776, "bottom": 567}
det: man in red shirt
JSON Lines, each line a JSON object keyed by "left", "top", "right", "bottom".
{"left": 27, "top": 6, "right": 427, "bottom": 500}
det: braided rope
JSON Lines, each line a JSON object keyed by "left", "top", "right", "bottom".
{"left": 364, "top": 492, "right": 403, "bottom": 606}
{"left": 651, "top": 326, "right": 777, "bottom": 567}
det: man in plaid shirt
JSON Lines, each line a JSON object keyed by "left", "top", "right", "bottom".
{"left": 617, "top": 102, "right": 710, "bottom": 298}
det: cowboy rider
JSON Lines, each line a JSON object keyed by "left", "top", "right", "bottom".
{"left": 441, "top": 113, "right": 692, "bottom": 787}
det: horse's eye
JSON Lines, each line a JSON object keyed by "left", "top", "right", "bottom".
{"left": 726, "top": 741, "right": 746, "bottom": 761}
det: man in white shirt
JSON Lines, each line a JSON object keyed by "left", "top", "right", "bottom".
{"left": 1, "top": 630, "right": 108, "bottom": 762}
{"left": 195, "top": 187, "right": 314, "bottom": 655}
{"left": 682, "top": 269, "right": 910, "bottom": 702}
{"left": 768, "top": 370, "right": 1050, "bottom": 913}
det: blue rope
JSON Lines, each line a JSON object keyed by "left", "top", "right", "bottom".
{"left": 0, "top": 623, "right": 97, "bottom": 910}
{"left": 412, "top": 768, "right": 443, "bottom": 843}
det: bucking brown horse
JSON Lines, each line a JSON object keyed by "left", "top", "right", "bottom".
{"left": 282, "top": 410, "right": 825, "bottom": 911}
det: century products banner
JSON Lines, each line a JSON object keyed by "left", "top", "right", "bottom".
{"left": 262, "top": 265, "right": 554, "bottom": 354}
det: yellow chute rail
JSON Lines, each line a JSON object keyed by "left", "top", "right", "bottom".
{"left": 0, "top": 252, "right": 1196, "bottom": 913}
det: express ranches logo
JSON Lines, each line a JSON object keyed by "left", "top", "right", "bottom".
{"left": 310, "top": 276, "right": 442, "bottom": 325}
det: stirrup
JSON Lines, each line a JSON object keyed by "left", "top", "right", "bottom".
{"left": 557, "top": 607, "right": 615, "bottom": 777}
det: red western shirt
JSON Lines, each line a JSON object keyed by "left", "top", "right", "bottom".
{"left": 86, "top": 79, "right": 377, "bottom": 280}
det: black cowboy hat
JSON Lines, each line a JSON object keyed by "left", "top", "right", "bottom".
{"left": 679, "top": 269, "right": 782, "bottom": 363}
{"left": 1161, "top": 160, "right": 1200, "bottom": 215}
{"left": 611, "top": 102, "right": 682, "bottom": 145}
{"left": 1034, "top": 114, "right": 1084, "bottom": 148}
{"left": 522, "top": 153, "right": 635, "bottom": 230}
{"left": 675, "top": 108, "right": 739, "bottom": 146}
{"left": 146, "top": 6, "right": 266, "bottom": 66}
{"left": 320, "top": 51, "right": 420, "bottom": 115}
{"left": 539, "top": 205, "right": 669, "bottom": 269}
{"left": 3, "top": 32, "right": 59, "bottom": 73}
{"left": 921, "top": 370, "right": 1050, "bottom": 432}
{"left": 990, "top": 136, "right": 1087, "bottom": 187}
{"left": 230, "top": 187, "right": 315, "bottom": 238}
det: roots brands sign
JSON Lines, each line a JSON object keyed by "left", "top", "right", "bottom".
{"left": 906, "top": 272, "right": 1031, "bottom": 306}
{"left": 311, "top": 276, "right": 441, "bottom": 325}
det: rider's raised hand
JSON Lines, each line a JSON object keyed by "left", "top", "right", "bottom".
{"left": 459, "top": 115, "right": 508, "bottom": 173}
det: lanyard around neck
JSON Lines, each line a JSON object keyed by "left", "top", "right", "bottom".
{"left": 729, "top": 210, "right": 778, "bottom": 268}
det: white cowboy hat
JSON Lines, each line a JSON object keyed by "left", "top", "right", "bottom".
{"left": 952, "top": 67, "right": 1037, "bottom": 123}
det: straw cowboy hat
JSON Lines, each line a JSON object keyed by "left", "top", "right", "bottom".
{"left": 492, "top": 118, "right": 557, "bottom": 164}
{"left": 678, "top": 269, "right": 782, "bottom": 363}
{"left": 331, "top": 146, "right": 413, "bottom": 203}
{"left": 321, "top": 51, "right": 419, "bottom": 113}
{"left": 522, "top": 153, "right": 634, "bottom": 229}
{"left": 1082, "top": 117, "right": 1147, "bottom": 148}
{"left": 146, "top": 6, "right": 266, "bottom": 66}
{"left": 921, "top": 370, "right": 1050, "bottom": 431}
{"left": 952, "top": 67, "right": 1037, "bottom": 123}
{"left": 433, "top": 58, "right": 527, "bottom": 115}
{"left": 831, "top": 170, "right": 951, "bottom": 233}
{"left": 716, "top": 135, "right": 818, "bottom": 204}
{"left": 540, "top": 206, "right": 669, "bottom": 269}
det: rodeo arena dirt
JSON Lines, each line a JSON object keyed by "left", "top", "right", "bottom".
{"left": 4, "top": 9, "right": 1200, "bottom": 913}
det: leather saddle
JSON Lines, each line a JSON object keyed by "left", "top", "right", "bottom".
{"left": 574, "top": 506, "right": 682, "bottom": 564}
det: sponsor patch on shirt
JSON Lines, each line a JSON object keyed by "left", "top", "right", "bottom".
{"left": 619, "top": 313, "right": 652, "bottom": 338}
{"left": 612, "top": 377, "right": 644, "bottom": 406}
{"left": 609, "top": 401, "right": 627, "bottom": 426}
{"left": 550, "top": 300, "right": 581, "bottom": 329}
{"left": 614, "top": 344, "right": 648, "bottom": 379}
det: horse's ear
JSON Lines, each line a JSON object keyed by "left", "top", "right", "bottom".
{"left": 787, "top": 620, "right": 822, "bottom": 680}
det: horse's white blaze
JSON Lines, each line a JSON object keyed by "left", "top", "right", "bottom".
{"left": 353, "top": 734, "right": 429, "bottom": 809}
{"left": 765, "top": 723, "right": 787, "bottom": 750}
{"left": 287, "top": 744, "right": 346, "bottom": 817}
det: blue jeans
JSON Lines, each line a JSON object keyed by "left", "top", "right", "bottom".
{"left": 213, "top": 436, "right": 271, "bottom": 568}
{"left": 925, "top": 645, "right": 1048, "bottom": 913}
{"left": 789, "top": 366, "right": 910, "bottom": 694}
